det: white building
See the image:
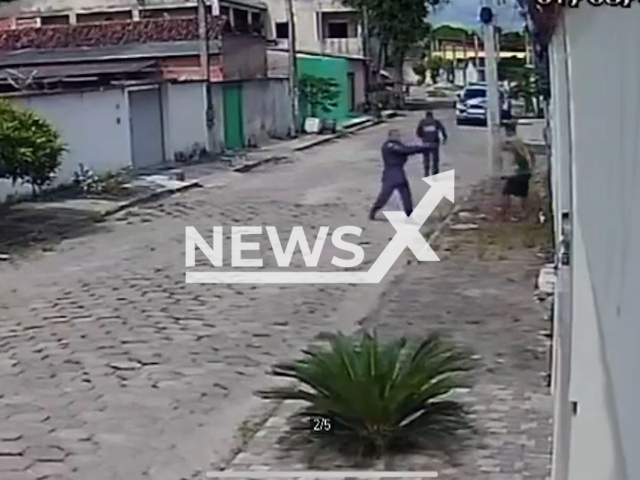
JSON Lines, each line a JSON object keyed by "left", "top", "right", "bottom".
{"left": 266, "top": 0, "right": 363, "bottom": 57}
{"left": 525, "top": 3, "right": 640, "bottom": 480}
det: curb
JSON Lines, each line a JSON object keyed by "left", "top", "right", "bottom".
{"left": 292, "top": 118, "right": 384, "bottom": 152}
{"left": 232, "top": 155, "right": 288, "bottom": 173}
{"left": 100, "top": 180, "right": 203, "bottom": 218}
{"left": 405, "top": 99, "right": 456, "bottom": 111}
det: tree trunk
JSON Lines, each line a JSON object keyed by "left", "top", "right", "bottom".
{"left": 392, "top": 51, "right": 405, "bottom": 109}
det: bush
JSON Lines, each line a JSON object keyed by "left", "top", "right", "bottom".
{"left": 257, "top": 331, "right": 475, "bottom": 458}
{"left": 0, "top": 100, "right": 66, "bottom": 195}
{"left": 412, "top": 62, "right": 427, "bottom": 85}
{"left": 298, "top": 74, "right": 340, "bottom": 119}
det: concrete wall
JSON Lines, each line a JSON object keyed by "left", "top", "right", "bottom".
{"left": 548, "top": 16, "right": 574, "bottom": 480}
{"left": 549, "top": 7, "right": 640, "bottom": 480}
{"left": 348, "top": 58, "right": 365, "bottom": 107}
{"left": 222, "top": 33, "right": 268, "bottom": 81}
{"left": 241, "top": 78, "right": 291, "bottom": 146}
{"left": 161, "top": 81, "right": 209, "bottom": 161}
{"left": 1, "top": 88, "right": 131, "bottom": 202}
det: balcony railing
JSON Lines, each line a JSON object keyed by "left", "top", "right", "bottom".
{"left": 320, "top": 38, "right": 363, "bottom": 57}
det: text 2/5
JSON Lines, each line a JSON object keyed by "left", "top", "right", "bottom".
{"left": 310, "top": 416, "right": 333, "bottom": 433}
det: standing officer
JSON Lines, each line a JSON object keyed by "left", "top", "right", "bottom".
{"left": 369, "top": 129, "right": 433, "bottom": 220}
{"left": 415, "top": 110, "right": 447, "bottom": 177}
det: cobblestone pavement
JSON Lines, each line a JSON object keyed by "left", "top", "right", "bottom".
{"left": 224, "top": 182, "right": 553, "bottom": 480}
{"left": 0, "top": 112, "right": 489, "bottom": 480}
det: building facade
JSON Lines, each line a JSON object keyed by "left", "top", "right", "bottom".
{"left": 266, "top": 0, "right": 363, "bottom": 57}
{"left": 0, "top": 13, "right": 293, "bottom": 202}
{"left": 0, "top": 0, "right": 365, "bottom": 58}
{"left": 522, "top": 2, "right": 640, "bottom": 480}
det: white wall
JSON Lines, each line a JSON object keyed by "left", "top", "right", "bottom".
{"left": 242, "top": 78, "right": 291, "bottom": 146}
{"left": 550, "top": 6, "right": 640, "bottom": 480}
{"left": 548, "top": 17, "right": 574, "bottom": 480}
{"left": 161, "top": 82, "right": 209, "bottom": 161}
{"left": 1, "top": 88, "right": 132, "bottom": 203}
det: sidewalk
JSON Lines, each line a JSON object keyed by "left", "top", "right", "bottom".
{"left": 217, "top": 179, "right": 553, "bottom": 479}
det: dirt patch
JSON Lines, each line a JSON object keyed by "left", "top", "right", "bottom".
{"left": 0, "top": 204, "right": 110, "bottom": 258}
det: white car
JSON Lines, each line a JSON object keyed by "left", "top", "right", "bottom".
{"left": 455, "top": 84, "right": 512, "bottom": 126}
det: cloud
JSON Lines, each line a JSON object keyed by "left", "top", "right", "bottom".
{"left": 430, "top": 0, "right": 525, "bottom": 32}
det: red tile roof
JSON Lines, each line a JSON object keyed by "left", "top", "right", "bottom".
{"left": 0, "top": 16, "right": 226, "bottom": 52}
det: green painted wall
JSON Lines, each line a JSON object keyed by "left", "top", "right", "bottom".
{"left": 297, "top": 55, "right": 351, "bottom": 123}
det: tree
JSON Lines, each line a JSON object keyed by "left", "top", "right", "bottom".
{"left": 500, "top": 31, "right": 526, "bottom": 51}
{"left": 298, "top": 74, "right": 340, "bottom": 119}
{"left": 412, "top": 61, "right": 427, "bottom": 85}
{"left": 431, "top": 24, "right": 472, "bottom": 41}
{"left": 0, "top": 100, "right": 66, "bottom": 196}
{"left": 426, "top": 55, "right": 445, "bottom": 84}
{"left": 498, "top": 56, "right": 526, "bottom": 82}
{"left": 342, "top": 0, "right": 435, "bottom": 106}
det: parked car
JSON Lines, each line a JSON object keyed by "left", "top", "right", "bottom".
{"left": 455, "top": 84, "right": 512, "bottom": 126}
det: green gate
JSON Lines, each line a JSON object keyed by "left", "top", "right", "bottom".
{"left": 222, "top": 83, "right": 244, "bottom": 150}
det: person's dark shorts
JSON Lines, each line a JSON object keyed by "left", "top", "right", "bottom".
{"left": 502, "top": 174, "right": 531, "bottom": 198}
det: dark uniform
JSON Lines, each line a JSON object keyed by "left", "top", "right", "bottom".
{"left": 369, "top": 139, "right": 430, "bottom": 219}
{"left": 415, "top": 116, "right": 447, "bottom": 176}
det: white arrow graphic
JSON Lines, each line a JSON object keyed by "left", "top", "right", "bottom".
{"left": 185, "top": 170, "right": 455, "bottom": 284}
{"left": 364, "top": 169, "right": 455, "bottom": 283}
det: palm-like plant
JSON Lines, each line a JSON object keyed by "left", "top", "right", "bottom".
{"left": 256, "top": 332, "right": 475, "bottom": 458}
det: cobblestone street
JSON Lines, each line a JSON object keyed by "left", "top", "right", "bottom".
{"left": 0, "top": 112, "right": 489, "bottom": 480}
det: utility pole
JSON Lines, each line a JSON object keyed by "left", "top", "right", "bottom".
{"left": 285, "top": 0, "right": 299, "bottom": 137}
{"left": 480, "top": 0, "right": 502, "bottom": 176}
{"left": 361, "top": 8, "right": 371, "bottom": 107}
{"left": 198, "top": 0, "right": 215, "bottom": 153}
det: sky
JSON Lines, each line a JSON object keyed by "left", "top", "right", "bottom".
{"left": 430, "top": 0, "right": 526, "bottom": 33}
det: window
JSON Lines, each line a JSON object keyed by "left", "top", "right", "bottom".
{"left": 275, "top": 21, "right": 288, "bottom": 39}
{"left": 250, "top": 11, "right": 264, "bottom": 35}
{"left": 326, "top": 21, "right": 349, "bottom": 39}
{"left": 140, "top": 7, "right": 196, "bottom": 18}
{"left": 15, "top": 17, "right": 40, "bottom": 28}
{"left": 233, "top": 8, "right": 249, "bottom": 33}
{"left": 220, "top": 6, "right": 232, "bottom": 32}
{"left": 41, "top": 15, "right": 70, "bottom": 25}
{"left": 462, "top": 88, "right": 486, "bottom": 101}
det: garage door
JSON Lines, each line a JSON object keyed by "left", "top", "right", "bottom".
{"left": 128, "top": 87, "right": 165, "bottom": 169}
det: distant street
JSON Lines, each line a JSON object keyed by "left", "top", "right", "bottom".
{"left": 0, "top": 111, "right": 490, "bottom": 480}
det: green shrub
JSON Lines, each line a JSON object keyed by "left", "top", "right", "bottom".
{"left": 0, "top": 100, "right": 66, "bottom": 195}
{"left": 257, "top": 331, "right": 475, "bottom": 458}
{"left": 298, "top": 74, "right": 340, "bottom": 119}
{"left": 412, "top": 62, "right": 427, "bottom": 85}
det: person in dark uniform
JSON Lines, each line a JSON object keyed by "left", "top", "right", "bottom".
{"left": 369, "top": 129, "right": 433, "bottom": 220}
{"left": 500, "top": 120, "right": 535, "bottom": 220}
{"left": 415, "top": 110, "right": 447, "bottom": 177}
